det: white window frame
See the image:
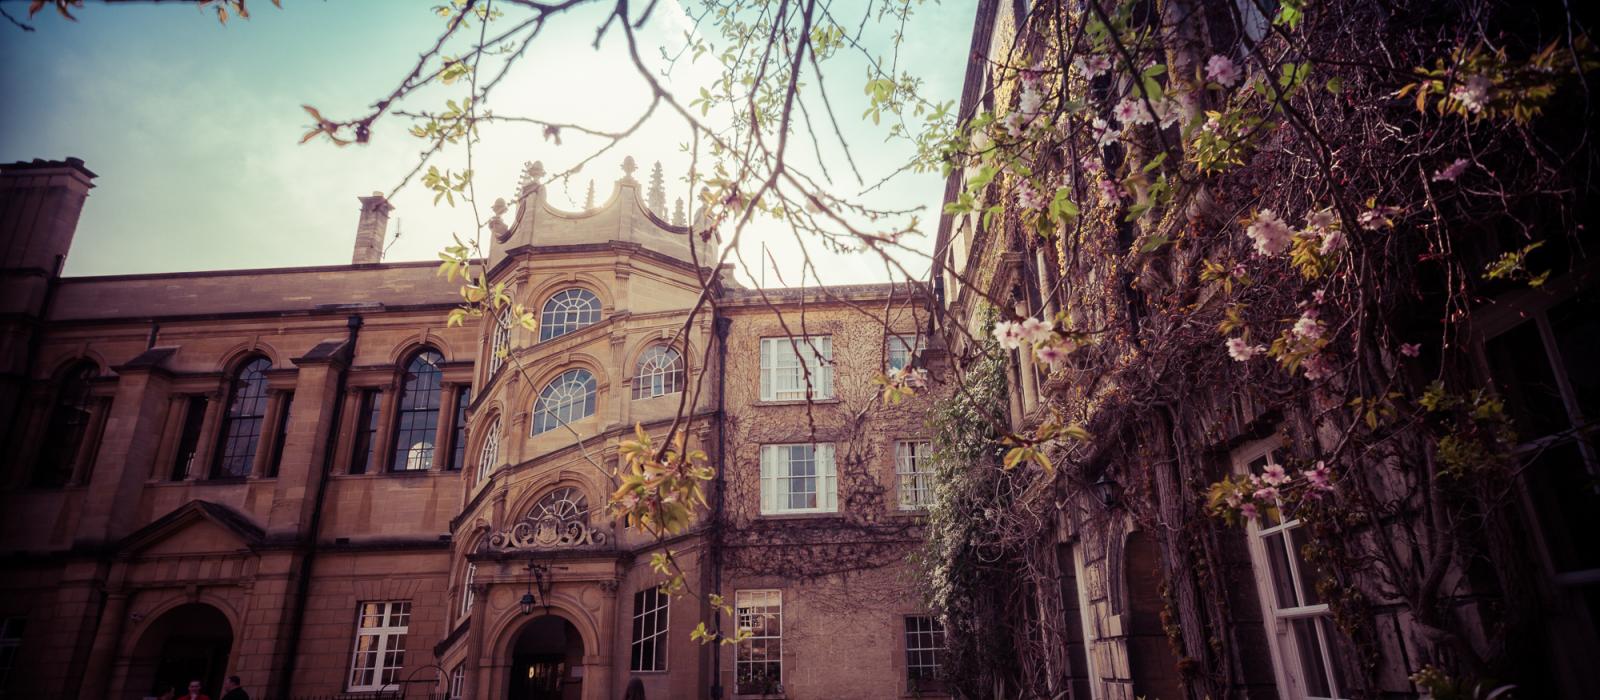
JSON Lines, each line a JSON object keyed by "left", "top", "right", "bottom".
{"left": 633, "top": 345, "right": 685, "bottom": 400}
{"left": 759, "top": 336, "right": 833, "bottom": 401}
{"left": 734, "top": 589, "right": 783, "bottom": 696}
{"left": 1234, "top": 439, "right": 1348, "bottom": 700}
{"left": 476, "top": 416, "right": 501, "bottom": 485}
{"left": 760, "top": 443, "right": 838, "bottom": 515}
{"left": 448, "top": 664, "right": 464, "bottom": 700}
{"left": 630, "top": 585, "right": 670, "bottom": 672}
{"left": 895, "top": 439, "right": 935, "bottom": 509}
{"left": 347, "top": 600, "right": 411, "bottom": 692}
{"left": 489, "top": 307, "right": 512, "bottom": 378}
{"left": 886, "top": 334, "right": 923, "bottom": 371}
{"left": 458, "top": 563, "right": 477, "bottom": 620}
{"left": 903, "top": 614, "right": 944, "bottom": 686}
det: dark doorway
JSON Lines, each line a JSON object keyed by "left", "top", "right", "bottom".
{"left": 127, "top": 603, "right": 233, "bottom": 698}
{"left": 1125, "top": 532, "right": 1184, "bottom": 700}
{"left": 509, "top": 615, "right": 584, "bottom": 700}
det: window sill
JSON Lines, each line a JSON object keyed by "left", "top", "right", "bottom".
{"left": 757, "top": 511, "right": 842, "bottom": 521}
{"left": 752, "top": 398, "right": 840, "bottom": 407}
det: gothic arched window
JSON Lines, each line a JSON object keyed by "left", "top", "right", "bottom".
{"left": 392, "top": 349, "right": 444, "bottom": 471}
{"left": 632, "top": 346, "right": 684, "bottom": 400}
{"left": 213, "top": 356, "right": 271, "bottom": 478}
{"left": 34, "top": 362, "right": 98, "bottom": 487}
{"left": 476, "top": 415, "right": 502, "bottom": 485}
{"left": 489, "top": 308, "right": 512, "bottom": 377}
{"left": 532, "top": 486, "right": 590, "bottom": 525}
{"left": 539, "top": 288, "right": 601, "bottom": 341}
{"left": 533, "top": 369, "right": 596, "bottom": 435}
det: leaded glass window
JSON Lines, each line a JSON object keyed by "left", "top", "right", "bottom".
{"left": 34, "top": 362, "right": 97, "bottom": 487}
{"left": 533, "top": 369, "right": 596, "bottom": 435}
{"left": 532, "top": 485, "right": 589, "bottom": 525}
{"left": 391, "top": 350, "right": 443, "bottom": 471}
{"left": 213, "top": 357, "right": 270, "bottom": 479}
{"left": 476, "top": 416, "right": 501, "bottom": 485}
{"left": 539, "top": 288, "right": 601, "bottom": 341}
{"left": 489, "top": 308, "right": 512, "bottom": 377}
{"left": 633, "top": 346, "right": 684, "bottom": 399}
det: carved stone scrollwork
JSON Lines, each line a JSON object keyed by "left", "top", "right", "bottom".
{"left": 487, "top": 514, "right": 609, "bottom": 551}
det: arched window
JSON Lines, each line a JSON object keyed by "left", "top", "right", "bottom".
{"left": 34, "top": 362, "right": 98, "bottom": 486}
{"left": 532, "top": 485, "right": 590, "bottom": 525}
{"left": 392, "top": 349, "right": 444, "bottom": 471}
{"left": 539, "top": 288, "right": 601, "bottom": 341}
{"left": 533, "top": 369, "right": 597, "bottom": 435}
{"left": 488, "top": 308, "right": 512, "bottom": 377}
{"left": 476, "top": 416, "right": 502, "bottom": 485}
{"left": 632, "top": 346, "right": 684, "bottom": 400}
{"left": 213, "top": 356, "right": 271, "bottom": 478}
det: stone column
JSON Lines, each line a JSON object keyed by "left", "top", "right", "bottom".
{"left": 186, "top": 391, "right": 224, "bottom": 481}
{"left": 463, "top": 582, "right": 490, "bottom": 699}
{"left": 76, "top": 350, "right": 176, "bottom": 544}
{"left": 267, "top": 344, "right": 347, "bottom": 537}
{"left": 592, "top": 579, "right": 619, "bottom": 700}
{"left": 77, "top": 585, "right": 129, "bottom": 699}
{"left": 150, "top": 396, "right": 186, "bottom": 480}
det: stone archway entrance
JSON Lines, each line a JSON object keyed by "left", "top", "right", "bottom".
{"left": 126, "top": 603, "right": 233, "bottom": 698}
{"left": 508, "top": 615, "right": 584, "bottom": 700}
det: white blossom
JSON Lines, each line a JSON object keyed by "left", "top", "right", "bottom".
{"left": 1205, "top": 54, "right": 1241, "bottom": 87}
{"left": 1019, "top": 317, "right": 1054, "bottom": 344}
{"left": 1450, "top": 75, "right": 1493, "bottom": 113}
{"left": 1113, "top": 97, "right": 1155, "bottom": 126}
{"left": 1226, "top": 337, "right": 1265, "bottom": 361}
{"left": 993, "top": 321, "right": 1026, "bottom": 350}
{"left": 1292, "top": 310, "right": 1324, "bottom": 341}
{"left": 1433, "top": 158, "right": 1470, "bottom": 182}
{"left": 1246, "top": 209, "right": 1294, "bottom": 256}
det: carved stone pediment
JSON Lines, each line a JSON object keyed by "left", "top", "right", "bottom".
{"left": 487, "top": 514, "right": 609, "bottom": 551}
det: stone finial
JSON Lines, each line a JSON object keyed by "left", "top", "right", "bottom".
{"left": 672, "top": 197, "right": 687, "bottom": 226}
{"left": 584, "top": 179, "right": 596, "bottom": 210}
{"left": 488, "top": 197, "right": 510, "bottom": 241}
{"left": 647, "top": 161, "right": 666, "bottom": 216}
{"left": 518, "top": 160, "right": 545, "bottom": 198}
{"left": 620, "top": 156, "right": 638, "bottom": 182}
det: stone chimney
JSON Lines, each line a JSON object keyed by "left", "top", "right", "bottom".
{"left": 352, "top": 192, "right": 391, "bottom": 264}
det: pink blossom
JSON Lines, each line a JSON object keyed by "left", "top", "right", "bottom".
{"left": 1019, "top": 317, "right": 1054, "bottom": 344}
{"left": 1113, "top": 97, "right": 1155, "bottom": 126}
{"left": 1247, "top": 209, "right": 1294, "bottom": 256}
{"left": 1433, "top": 158, "right": 1470, "bottom": 182}
{"left": 1450, "top": 75, "right": 1493, "bottom": 113}
{"left": 992, "top": 321, "right": 1026, "bottom": 350}
{"left": 1225, "top": 492, "right": 1242, "bottom": 508}
{"left": 1018, "top": 83, "right": 1045, "bottom": 118}
{"left": 1319, "top": 229, "right": 1346, "bottom": 256}
{"left": 1016, "top": 180, "right": 1048, "bottom": 211}
{"left": 1001, "top": 111, "right": 1029, "bottom": 137}
{"left": 1261, "top": 463, "right": 1290, "bottom": 486}
{"left": 1312, "top": 289, "right": 1327, "bottom": 305}
{"left": 1074, "top": 54, "right": 1112, "bottom": 78}
{"left": 1205, "top": 54, "right": 1241, "bottom": 87}
{"left": 1034, "top": 342, "right": 1069, "bottom": 368}
{"left": 1400, "top": 342, "right": 1422, "bottom": 358}
{"left": 1091, "top": 117, "right": 1120, "bottom": 147}
{"left": 1303, "top": 208, "right": 1337, "bottom": 234}
{"left": 1302, "top": 354, "right": 1334, "bottom": 381}
{"left": 1226, "top": 337, "right": 1264, "bottom": 362}
{"left": 1253, "top": 486, "right": 1281, "bottom": 502}
{"left": 1239, "top": 502, "right": 1259, "bottom": 520}
{"left": 1303, "top": 461, "right": 1334, "bottom": 492}
{"left": 1097, "top": 178, "right": 1125, "bottom": 203}
{"left": 970, "top": 125, "right": 993, "bottom": 153}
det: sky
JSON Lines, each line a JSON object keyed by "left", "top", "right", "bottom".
{"left": 0, "top": 0, "right": 975, "bottom": 287}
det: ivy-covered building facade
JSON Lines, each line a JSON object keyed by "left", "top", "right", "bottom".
{"left": 0, "top": 156, "right": 946, "bottom": 700}
{"left": 927, "top": 1, "right": 1598, "bottom": 699}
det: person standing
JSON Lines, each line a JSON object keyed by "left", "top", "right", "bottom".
{"left": 220, "top": 675, "right": 249, "bottom": 700}
{"left": 182, "top": 680, "right": 212, "bottom": 700}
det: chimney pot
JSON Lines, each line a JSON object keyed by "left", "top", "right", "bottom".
{"left": 352, "top": 193, "right": 392, "bottom": 264}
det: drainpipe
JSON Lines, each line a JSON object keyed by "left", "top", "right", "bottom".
{"left": 708, "top": 314, "right": 731, "bottom": 700}
{"left": 275, "top": 314, "right": 361, "bottom": 698}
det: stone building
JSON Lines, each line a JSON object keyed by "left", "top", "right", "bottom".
{"left": 0, "top": 156, "right": 946, "bottom": 700}
{"left": 927, "top": 2, "right": 1598, "bottom": 700}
